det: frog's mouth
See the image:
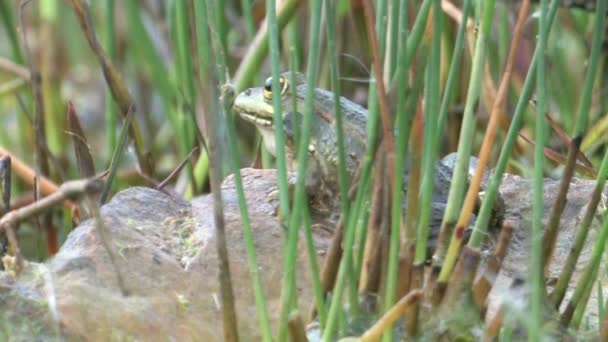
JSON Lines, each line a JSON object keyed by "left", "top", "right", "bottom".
{"left": 240, "top": 112, "right": 273, "bottom": 127}
{"left": 233, "top": 87, "right": 275, "bottom": 127}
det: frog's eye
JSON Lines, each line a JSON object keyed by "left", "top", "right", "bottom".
{"left": 263, "top": 76, "right": 288, "bottom": 100}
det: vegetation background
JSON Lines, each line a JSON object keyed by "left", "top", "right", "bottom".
{"left": 0, "top": 0, "right": 608, "bottom": 340}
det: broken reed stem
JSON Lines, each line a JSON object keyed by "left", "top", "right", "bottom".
{"left": 541, "top": 136, "right": 581, "bottom": 275}
{"left": 473, "top": 222, "right": 514, "bottom": 314}
{"left": 360, "top": 290, "right": 423, "bottom": 342}
{"left": 287, "top": 311, "right": 309, "bottom": 342}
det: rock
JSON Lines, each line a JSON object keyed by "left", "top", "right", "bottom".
{"left": 0, "top": 168, "right": 606, "bottom": 340}
{"left": 0, "top": 169, "right": 331, "bottom": 341}
{"left": 488, "top": 174, "right": 606, "bottom": 327}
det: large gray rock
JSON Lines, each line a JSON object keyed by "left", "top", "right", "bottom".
{"left": 0, "top": 168, "right": 605, "bottom": 340}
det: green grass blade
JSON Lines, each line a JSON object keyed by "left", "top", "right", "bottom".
{"left": 278, "top": 0, "right": 323, "bottom": 338}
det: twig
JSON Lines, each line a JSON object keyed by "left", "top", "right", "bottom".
{"left": 519, "top": 133, "right": 597, "bottom": 178}
{"left": 0, "top": 147, "right": 76, "bottom": 212}
{"left": 0, "top": 178, "right": 102, "bottom": 233}
{"left": 156, "top": 146, "right": 199, "bottom": 191}
{"left": 0, "top": 178, "right": 102, "bottom": 274}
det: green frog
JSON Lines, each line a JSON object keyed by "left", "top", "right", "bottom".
{"left": 232, "top": 72, "right": 503, "bottom": 248}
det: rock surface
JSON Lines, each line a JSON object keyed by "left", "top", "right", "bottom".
{"left": 0, "top": 168, "right": 606, "bottom": 340}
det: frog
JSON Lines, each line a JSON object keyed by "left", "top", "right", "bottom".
{"left": 232, "top": 71, "right": 504, "bottom": 249}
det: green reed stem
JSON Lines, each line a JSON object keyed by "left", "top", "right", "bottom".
{"left": 563, "top": 213, "right": 608, "bottom": 327}
{"left": 175, "top": 1, "right": 199, "bottom": 194}
{"left": 123, "top": 1, "right": 185, "bottom": 160}
{"left": 467, "top": 1, "right": 560, "bottom": 250}
{"left": 530, "top": 0, "right": 549, "bottom": 339}
{"left": 436, "top": 0, "right": 472, "bottom": 140}
{"left": 0, "top": 0, "right": 29, "bottom": 151}
{"left": 194, "top": 0, "right": 210, "bottom": 79}
{"left": 572, "top": 0, "right": 607, "bottom": 136}
{"left": 325, "top": 0, "right": 350, "bottom": 231}
{"left": 390, "top": 0, "right": 432, "bottom": 85}
{"left": 324, "top": 173, "right": 374, "bottom": 340}
{"left": 302, "top": 203, "right": 327, "bottom": 329}
{"left": 266, "top": 0, "right": 292, "bottom": 228}
{"left": 233, "top": 0, "right": 300, "bottom": 92}
{"left": 102, "top": 0, "right": 117, "bottom": 157}
{"left": 202, "top": 0, "right": 272, "bottom": 339}
{"left": 551, "top": 144, "right": 608, "bottom": 307}
{"left": 382, "top": 0, "right": 416, "bottom": 337}
{"left": 376, "top": 0, "right": 388, "bottom": 64}
{"left": 387, "top": 0, "right": 400, "bottom": 77}
{"left": 438, "top": 0, "right": 496, "bottom": 279}
{"left": 572, "top": 263, "right": 600, "bottom": 329}
{"left": 277, "top": 0, "right": 323, "bottom": 339}
{"left": 413, "top": 0, "right": 442, "bottom": 264}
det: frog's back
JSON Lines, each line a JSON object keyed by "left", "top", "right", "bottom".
{"left": 294, "top": 84, "right": 368, "bottom": 141}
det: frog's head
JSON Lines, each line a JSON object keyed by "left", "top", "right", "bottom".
{"left": 233, "top": 72, "right": 307, "bottom": 156}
